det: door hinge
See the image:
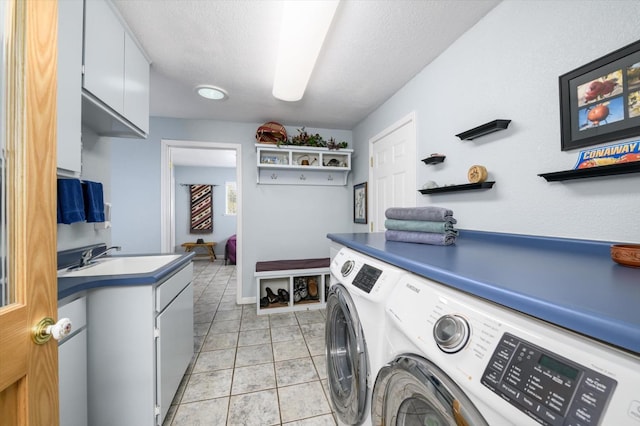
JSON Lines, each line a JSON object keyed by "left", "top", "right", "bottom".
{"left": 81, "top": 64, "right": 85, "bottom": 75}
{"left": 370, "top": 222, "right": 373, "bottom": 232}
{"left": 154, "top": 404, "right": 161, "bottom": 424}
{"left": 370, "top": 156, "right": 373, "bottom": 167}
{"left": 154, "top": 327, "right": 160, "bottom": 339}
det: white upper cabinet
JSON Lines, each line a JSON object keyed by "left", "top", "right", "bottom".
{"left": 123, "top": 32, "right": 150, "bottom": 134}
{"left": 83, "top": 0, "right": 124, "bottom": 115}
{"left": 82, "top": 0, "right": 149, "bottom": 138}
{"left": 57, "top": 0, "right": 83, "bottom": 175}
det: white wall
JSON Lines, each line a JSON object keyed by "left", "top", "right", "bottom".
{"left": 111, "top": 117, "right": 353, "bottom": 298}
{"left": 173, "top": 165, "right": 237, "bottom": 256}
{"left": 352, "top": 0, "right": 640, "bottom": 243}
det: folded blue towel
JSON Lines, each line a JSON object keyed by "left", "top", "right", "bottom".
{"left": 385, "top": 207, "right": 456, "bottom": 223}
{"left": 385, "top": 219, "right": 457, "bottom": 234}
{"left": 385, "top": 230, "right": 457, "bottom": 246}
{"left": 57, "top": 179, "right": 85, "bottom": 224}
{"left": 82, "top": 180, "right": 105, "bottom": 222}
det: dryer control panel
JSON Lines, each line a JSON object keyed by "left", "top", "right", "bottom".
{"left": 481, "top": 333, "right": 617, "bottom": 426}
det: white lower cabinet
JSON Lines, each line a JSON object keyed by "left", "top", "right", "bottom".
{"left": 87, "top": 263, "right": 194, "bottom": 426}
{"left": 58, "top": 296, "right": 88, "bottom": 426}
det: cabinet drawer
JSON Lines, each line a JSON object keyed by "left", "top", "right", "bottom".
{"left": 58, "top": 296, "right": 87, "bottom": 333}
{"left": 156, "top": 263, "right": 193, "bottom": 312}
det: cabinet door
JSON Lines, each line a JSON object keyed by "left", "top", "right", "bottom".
{"left": 156, "top": 282, "right": 194, "bottom": 424}
{"left": 59, "top": 330, "right": 88, "bottom": 426}
{"left": 124, "top": 32, "right": 149, "bottom": 133}
{"left": 83, "top": 0, "right": 124, "bottom": 114}
{"left": 57, "top": 0, "right": 83, "bottom": 174}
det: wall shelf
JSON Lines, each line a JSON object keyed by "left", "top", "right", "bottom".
{"left": 456, "top": 119, "right": 511, "bottom": 140}
{"left": 256, "top": 144, "right": 352, "bottom": 186}
{"left": 421, "top": 155, "right": 446, "bottom": 165}
{"left": 418, "top": 181, "right": 495, "bottom": 194}
{"left": 538, "top": 162, "right": 640, "bottom": 182}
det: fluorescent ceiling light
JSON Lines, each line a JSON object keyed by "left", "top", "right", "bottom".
{"left": 196, "top": 85, "right": 228, "bottom": 100}
{"left": 272, "top": 0, "right": 340, "bottom": 102}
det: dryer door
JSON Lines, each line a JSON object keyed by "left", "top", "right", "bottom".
{"left": 325, "top": 284, "right": 369, "bottom": 425}
{"left": 372, "top": 355, "right": 488, "bottom": 426}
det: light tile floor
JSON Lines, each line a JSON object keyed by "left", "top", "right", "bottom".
{"left": 163, "top": 260, "right": 336, "bottom": 426}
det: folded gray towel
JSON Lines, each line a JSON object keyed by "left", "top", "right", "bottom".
{"left": 385, "top": 230, "right": 457, "bottom": 246}
{"left": 385, "top": 207, "right": 456, "bottom": 223}
{"left": 385, "top": 219, "right": 457, "bottom": 234}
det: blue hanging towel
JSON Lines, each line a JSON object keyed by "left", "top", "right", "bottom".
{"left": 57, "top": 179, "right": 86, "bottom": 224}
{"left": 82, "top": 180, "right": 105, "bottom": 222}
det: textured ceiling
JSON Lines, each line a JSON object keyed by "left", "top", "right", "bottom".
{"left": 113, "top": 0, "right": 500, "bottom": 131}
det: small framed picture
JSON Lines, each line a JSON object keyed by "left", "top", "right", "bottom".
{"left": 559, "top": 39, "right": 640, "bottom": 151}
{"left": 353, "top": 182, "right": 367, "bottom": 224}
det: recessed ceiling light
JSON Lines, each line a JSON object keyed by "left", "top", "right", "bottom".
{"left": 195, "top": 85, "right": 228, "bottom": 100}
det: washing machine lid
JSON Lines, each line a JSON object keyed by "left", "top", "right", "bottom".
{"left": 325, "top": 284, "right": 369, "bottom": 425}
{"left": 372, "top": 354, "right": 488, "bottom": 426}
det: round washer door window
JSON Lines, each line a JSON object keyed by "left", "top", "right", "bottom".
{"left": 372, "top": 354, "right": 488, "bottom": 426}
{"left": 325, "top": 284, "right": 369, "bottom": 425}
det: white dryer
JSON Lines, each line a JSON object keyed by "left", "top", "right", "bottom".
{"left": 373, "top": 272, "right": 640, "bottom": 425}
{"left": 325, "top": 247, "right": 404, "bottom": 425}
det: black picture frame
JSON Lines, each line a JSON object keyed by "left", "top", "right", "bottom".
{"left": 560, "top": 39, "right": 640, "bottom": 151}
{"left": 353, "top": 182, "right": 367, "bottom": 224}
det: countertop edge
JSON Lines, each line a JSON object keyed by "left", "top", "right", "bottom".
{"left": 327, "top": 231, "right": 640, "bottom": 354}
{"left": 57, "top": 252, "right": 196, "bottom": 301}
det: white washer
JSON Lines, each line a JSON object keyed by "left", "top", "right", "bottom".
{"left": 325, "top": 247, "right": 404, "bottom": 425}
{"left": 373, "top": 272, "right": 640, "bottom": 425}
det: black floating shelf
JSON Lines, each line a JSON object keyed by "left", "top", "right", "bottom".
{"left": 421, "top": 155, "right": 446, "bottom": 165}
{"left": 538, "top": 161, "right": 640, "bottom": 182}
{"left": 456, "top": 119, "right": 511, "bottom": 140}
{"left": 418, "top": 181, "right": 495, "bottom": 194}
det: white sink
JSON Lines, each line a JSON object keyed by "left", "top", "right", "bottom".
{"left": 58, "top": 255, "right": 182, "bottom": 277}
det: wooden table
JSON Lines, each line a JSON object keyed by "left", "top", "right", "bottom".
{"left": 181, "top": 242, "right": 216, "bottom": 262}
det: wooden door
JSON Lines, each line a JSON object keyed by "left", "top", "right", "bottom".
{"left": 369, "top": 114, "right": 417, "bottom": 232}
{"left": 0, "top": 1, "right": 59, "bottom": 424}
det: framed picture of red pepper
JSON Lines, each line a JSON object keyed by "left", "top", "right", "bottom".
{"left": 560, "top": 39, "right": 640, "bottom": 151}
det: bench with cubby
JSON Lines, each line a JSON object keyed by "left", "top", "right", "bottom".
{"left": 255, "top": 258, "right": 330, "bottom": 315}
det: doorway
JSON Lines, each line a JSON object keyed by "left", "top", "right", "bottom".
{"left": 160, "top": 139, "right": 243, "bottom": 304}
{"left": 368, "top": 112, "right": 417, "bottom": 232}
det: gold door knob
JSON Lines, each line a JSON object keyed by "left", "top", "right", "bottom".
{"left": 32, "top": 317, "right": 73, "bottom": 345}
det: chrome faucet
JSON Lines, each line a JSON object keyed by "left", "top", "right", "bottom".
{"left": 78, "top": 246, "right": 122, "bottom": 268}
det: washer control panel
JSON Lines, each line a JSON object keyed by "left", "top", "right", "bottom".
{"left": 351, "top": 263, "right": 382, "bottom": 293}
{"left": 482, "top": 333, "right": 617, "bottom": 426}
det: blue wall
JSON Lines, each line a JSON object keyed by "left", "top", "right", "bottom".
{"left": 108, "top": 0, "right": 640, "bottom": 301}
{"left": 352, "top": 0, "right": 640, "bottom": 243}
{"left": 174, "top": 166, "right": 237, "bottom": 256}
{"left": 110, "top": 118, "right": 353, "bottom": 299}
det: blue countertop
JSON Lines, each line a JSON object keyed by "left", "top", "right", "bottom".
{"left": 327, "top": 231, "right": 640, "bottom": 354}
{"left": 57, "top": 252, "right": 195, "bottom": 301}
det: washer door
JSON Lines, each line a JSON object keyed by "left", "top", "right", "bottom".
{"left": 325, "top": 284, "right": 369, "bottom": 425}
{"left": 372, "top": 355, "right": 488, "bottom": 426}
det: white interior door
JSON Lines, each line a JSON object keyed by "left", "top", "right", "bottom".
{"left": 369, "top": 113, "right": 417, "bottom": 232}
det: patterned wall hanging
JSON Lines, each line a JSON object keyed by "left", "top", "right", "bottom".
{"left": 189, "top": 184, "right": 213, "bottom": 233}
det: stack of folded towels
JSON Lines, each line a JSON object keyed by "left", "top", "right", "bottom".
{"left": 385, "top": 206, "right": 458, "bottom": 246}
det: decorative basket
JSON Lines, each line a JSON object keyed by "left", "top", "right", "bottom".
{"left": 256, "top": 122, "right": 287, "bottom": 144}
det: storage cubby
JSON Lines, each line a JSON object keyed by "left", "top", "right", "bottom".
{"left": 256, "top": 144, "right": 352, "bottom": 185}
{"left": 255, "top": 267, "right": 329, "bottom": 315}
